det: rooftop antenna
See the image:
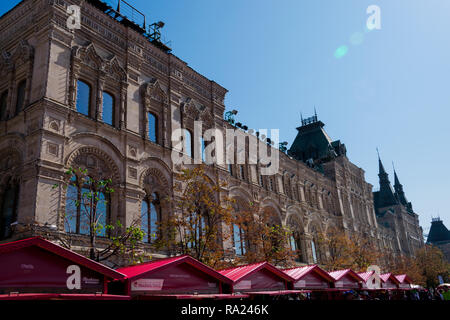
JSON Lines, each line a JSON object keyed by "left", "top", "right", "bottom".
{"left": 376, "top": 147, "right": 380, "bottom": 159}
{"left": 314, "top": 106, "right": 318, "bottom": 121}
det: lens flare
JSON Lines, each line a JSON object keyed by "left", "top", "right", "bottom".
{"left": 334, "top": 45, "right": 348, "bottom": 59}
{"left": 350, "top": 32, "right": 364, "bottom": 46}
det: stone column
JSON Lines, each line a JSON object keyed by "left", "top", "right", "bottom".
{"left": 96, "top": 71, "right": 105, "bottom": 121}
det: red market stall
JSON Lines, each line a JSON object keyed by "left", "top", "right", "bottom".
{"left": 282, "top": 265, "right": 334, "bottom": 290}
{"left": 380, "top": 273, "right": 400, "bottom": 289}
{"left": 328, "top": 269, "right": 363, "bottom": 290}
{"left": 395, "top": 274, "right": 413, "bottom": 289}
{"left": 0, "top": 237, "right": 126, "bottom": 296}
{"left": 113, "top": 255, "right": 234, "bottom": 299}
{"left": 218, "top": 262, "right": 294, "bottom": 293}
{"left": 0, "top": 293, "right": 130, "bottom": 300}
{"left": 357, "top": 271, "right": 374, "bottom": 289}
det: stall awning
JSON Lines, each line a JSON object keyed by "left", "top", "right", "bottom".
{"left": 218, "top": 262, "right": 294, "bottom": 292}
{"left": 380, "top": 273, "right": 400, "bottom": 288}
{"left": 116, "top": 255, "right": 233, "bottom": 295}
{"left": 246, "top": 290, "right": 311, "bottom": 296}
{"left": 394, "top": 274, "right": 413, "bottom": 288}
{"left": 328, "top": 269, "right": 363, "bottom": 289}
{"left": 282, "top": 265, "right": 334, "bottom": 289}
{"left": 133, "top": 293, "right": 249, "bottom": 300}
{"left": 0, "top": 293, "right": 130, "bottom": 300}
{"left": 0, "top": 237, "right": 125, "bottom": 293}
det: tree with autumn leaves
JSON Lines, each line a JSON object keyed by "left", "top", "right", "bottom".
{"left": 232, "top": 201, "right": 296, "bottom": 267}
{"left": 317, "top": 226, "right": 382, "bottom": 272}
{"left": 159, "top": 165, "right": 295, "bottom": 268}
{"left": 317, "top": 226, "right": 450, "bottom": 287}
{"left": 386, "top": 245, "right": 449, "bottom": 288}
{"left": 158, "top": 165, "right": 234, "bottom": 268}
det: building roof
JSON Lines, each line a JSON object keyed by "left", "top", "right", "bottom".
{"left": 357, "top": 271, "right": 374, "bottom": 282}
{"left": 218, "top": 262, "right": 294, "bottom": 283}
{"left": 427, "top": 219, "right": 450, "bottom": 244}
{"left": 395, "top": 274, "right": 413, "bottom": 284}
{"left": 328, "top": 269, "right": 364, "bottom": 282}
{"left": 380, "top": 273, "right": 401, "bottom": 284}
{"left": 116, "top": 255, "right": 233, "bottom": 284}
{"left": 282, "top": 265, "right": 334, "bottom": 282}
{"left": 288, "top": 116, "right": 345, "bottom": 164}
{"left": 0, "top": 237, "right": 125, "bottom": 279}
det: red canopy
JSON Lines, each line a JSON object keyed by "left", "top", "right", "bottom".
{"left": 394, "top": 274, "right": 413, "bottom": 288}
{"left": 246, "top": 290, "right": 311, "bottom": 296}
{"left": 380, "top": 273, "right": 400, "bottom": 289}
{"left": 0, "top": 293, "right": 130, "bottom": 300}
{"left": 0, "top": 237, "right": 125, "bottom": 294}
{"left": 282, "top": 265, "right": 334, "bottom": 289}
{"left": 134, "top": 293, "right": 249, "bottom": 300}
{"left": 218, "top": 262, "right": 294, "bottom": 293}
{"left": 116, "top": 255, "right": 233, "bottom": 296}
{"left": 328, "top": 269, "right": 363, "bottom": 289}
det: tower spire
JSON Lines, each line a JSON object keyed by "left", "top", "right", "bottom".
{"left": 376, "top": 150, "right": 398, "bottom": 207}
{"left": 392, "top": 163, "right": 408, "bottom": 206}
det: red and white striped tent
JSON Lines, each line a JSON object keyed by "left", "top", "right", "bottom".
{"left": 328, "top": 269, "right": 364, "bottom": 290}
{"left": 282, "top": 265, "right": 334, "bottom": 290}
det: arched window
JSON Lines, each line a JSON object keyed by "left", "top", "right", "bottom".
{"left": 311, "top": 239, "right": 318, "bottom": 264}
{"left": 0, "top": 183, "right": 19, "bottom": 240}
{"left": 233, "top": 224, "right": 246, "bottom": 256}
{"left": 184, "top": 129, "right": 193, "bottom": 158}
{"left": 289, "top": 234, "right": 297, "bottom": 251}
{"left": 199, "top": 137, "right": 206, "bottom": 162}
{"left": 186, "top": 211, "right": 206, "bottom": 249}
{"left": 239, "top": 165, "right": 245, "bottom": 180}
{"left": 289, "top": 231, "right": 304, "bottom": 262}
{"left": 141, "top": 192, "right": 161, "bottom": 243}
{"left": 76, "top": 80, "right": 91, "bottom": 117}
{"left": 269, "top": 177, "right": 274, "bottom": 191}
{"left": 0, "top": 90, "right": 8, "bottom": 120}
{"left": 15, "top": 80, "right": 26, "bottom": 115}
{"left": 65, "top": 175, "right": 110, "bottom": 237}
{"left": 148, "top": 112, "right": 157, "bottom": 143}
{"left": 102, "top": 92, "right": 114, "bottom": 126}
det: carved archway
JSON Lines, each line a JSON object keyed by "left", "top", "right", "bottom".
{"left": 66, "top": 146, "right": 121, "bottom": 183}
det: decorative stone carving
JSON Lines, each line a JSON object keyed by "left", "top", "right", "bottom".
{"left": 66, "top": 146, "right": 120, "bottom": 183}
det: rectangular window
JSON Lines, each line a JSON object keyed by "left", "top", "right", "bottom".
{"left": 148, "top": 112, "right": 157, "bottom": 143}
{"left": 311, "top": 240, "right": 318, "bottom": 264}
{"left": 102, "top": 92, "right": 114, "bottom": 126}
{"left": 76, "top": 80, "right": 91, "bottom": 117}
{"left": 0, "top": 90, "right": 7, "bottom": 120}
{"left": 15, "top": 80, "right": 26, "bottom": 115}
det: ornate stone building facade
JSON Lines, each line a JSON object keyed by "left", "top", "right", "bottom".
{"left": 0, "top": 0, "right": 423, "bottom": 266}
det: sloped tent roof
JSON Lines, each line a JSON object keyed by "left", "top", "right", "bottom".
{"left": 218, "top": 262, "right": 294, "bottom": 292}
{"left": 0, "top": 237, "right": 125, "bottom": 294}
{"left": 395, "top": 274, "right": 413, "bottom": 288}
{"left": 0, "top": 293, "right": 130, "bottom": 300}
{"left": 358, "top": 271, "right": 374, "bottom": 284}
{"left": 282, "top": 265, "right": 334, "bottom": 289}
{"left": 328, "top": 269, "right": 364, "bottom": 289}
{"left": 116, "top": 255, "right": 233, "bottom": 295}
{"left": 380, "top": 273, "right": 400, "bottom": 289}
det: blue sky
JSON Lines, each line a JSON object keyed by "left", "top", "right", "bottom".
{"left": 2, "top": 0, "right": 449, "bottom": 235}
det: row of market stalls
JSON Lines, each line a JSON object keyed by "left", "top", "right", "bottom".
{"left": 0, "top": 237, "right": 414, "bottom": 300}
